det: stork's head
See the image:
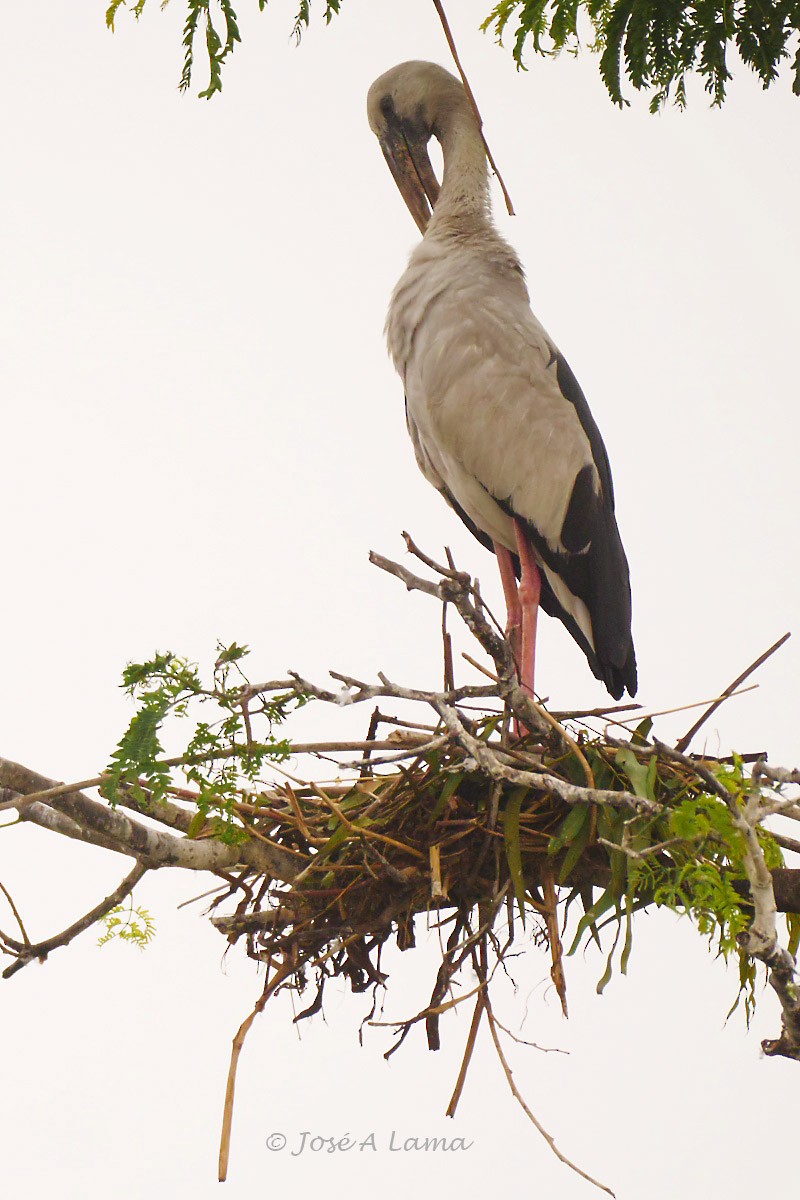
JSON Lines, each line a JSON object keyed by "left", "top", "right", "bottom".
{"left": 367, "top": 61, "right": 476, "bottom": 234}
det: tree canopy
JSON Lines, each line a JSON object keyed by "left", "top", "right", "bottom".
{"left": 107, "top": 0, "right": 800, "bottom": 108}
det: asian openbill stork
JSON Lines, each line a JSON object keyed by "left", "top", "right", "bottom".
{"left": 367, "top": 61, "right": 637, "bottom": 702}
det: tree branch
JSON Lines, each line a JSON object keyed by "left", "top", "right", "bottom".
{"left": 1, "top": 863, "right": 148, "bottom": 979}
{"left": 0, "top": 757, "right": 301, "bottom": 882}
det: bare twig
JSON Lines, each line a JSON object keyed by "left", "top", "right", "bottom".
{"left": 530, "top": 698, "right": 594, "bottom": 788}
{"left": 753, "top": 763, "right": 800, "bottom": 789}
{"left": 542, "top": 864, "right": 568, "bottom": 1017}
{"left": 490, "top": 1016, "right": 567, "bottom": 1053}
{"left": 403, "top": 531, "right": 469, "bottom": 580}
{"left": 551, "top": 703, "right": 641, "bottom": 720}
{"left": 770, "top": 832, "right": 800, "bottom": 858}
{"left": 597, "top": 835, "right": 685, "bottom": 861}
{"left": 218, "top": 957, "right": 296, "bottom": 1182}
{"left": 675, "top": 632, "right": 791, "bottom": 753}
{"left": 0, "top": 879, "right": 31, "bottom": 950}
{"left": 466, "top": 932, "right": 613, "bottom": 1195}
{"left": 483, "top": 995, "right": 614, "bottom": 1194}
{"left": 612, "top": 685, "right": 757, "bottom": 730}
{"left": 2, "top": 863, "right": 147, "bottom": 980}
{"left": 430, "top": 0, "right": 515, "bottom": 215}
{"left": 445, "top": 988, "right": 486, "bottom": 1116}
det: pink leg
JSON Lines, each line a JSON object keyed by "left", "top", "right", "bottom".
{"left": 513, "top": 520, "right": 542, "bottom": 701}
{"left": 494, "top": 541, "right": 522, "bottom": 667}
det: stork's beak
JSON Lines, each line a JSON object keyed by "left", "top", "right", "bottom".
{"left": 378, "top": 123, "right": 441, "bottom": 235}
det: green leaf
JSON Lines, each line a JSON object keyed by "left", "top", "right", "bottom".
{"left": 98, "top": 902, "right": 155, "bottom": 949}
{"left": 430, "top": 771, "right": 464, "bottom": 821}
{"left": 631, "top": 716, "right": 653, "bottom": 745}
{"left": 106, "top": 0, "right": 128, "bottom": 32}
{"left": 567, "top": 887, "right": 619, "bottom": 956}
{"left": 669, "top": 799, "right": 709, "bottom": 841}
{"left": 620, "top": 894, "right": 634, "bottom": 974}
{"left": 556, "top": 806, "right": 593, "bottom": 883}
{"left": 503, "top": 785, "right": 529, "bottom": 928}
{"left": 315, "top": 821, "right": 351, "bottom": 862}
{"left": 787, "top": 913, "right": 800, "bottom": 958}
{"left": 596, "top": 908, "right": 623, "bottom": 993}
{"left": 548, "top": 802, "right": 591, "bottom": 855}
{"left": 198, "top": 14, "right": 224, "bottom": 99}
{"left": 187, "top": 810, "right": 206, "bottom": 839}
{"left": 215, "top": 641, "right": 249, "bottom": 665}
{"left": 616, "top": 748, "right": 656, "bottom": 801}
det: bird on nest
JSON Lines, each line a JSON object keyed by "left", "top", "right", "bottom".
{"left": 367, "top": 60, "right": 637, "bottom": 703}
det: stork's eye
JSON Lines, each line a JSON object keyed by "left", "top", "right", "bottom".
{"left": 380, "top": 94, "right": 395, "bottom": 120}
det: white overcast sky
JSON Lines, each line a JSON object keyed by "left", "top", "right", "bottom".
{"left": 2, "top": 3, "right": 799, "bottom": 1198}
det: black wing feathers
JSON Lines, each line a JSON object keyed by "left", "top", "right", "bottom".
{"left": 438, "top": 353, "right": 637, "bottom": 700}
{"left": 555, "top": 353, "right": 615, "bottom": 507}
{"left": 560, "top": 464, "right": 596, "bottom": 553}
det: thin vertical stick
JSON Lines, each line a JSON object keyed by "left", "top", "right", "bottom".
{"left": 542, "top": 864, "right": 568, "bottom": 1017}
{"left": 218, "top": 958, "right": 296, "bottom": 1181}
{"left": 442, "top": 601, "right": 455, "bottom": 691}
{"left": 431, "top": 0, "right": 516, "bottom": 215}
{"left": 445, "top": 986, "right": 486, "bottom": 1117}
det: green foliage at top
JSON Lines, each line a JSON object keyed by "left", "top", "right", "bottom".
{"left": 107, "top": 0, "right": 242, "bottom": 98}
{"left": 105, "top": 0, "right": 800, "bottom": 108}
{"left": 102, "top": 642, "right": 307, "bottom": 843}
{"left": 483, "top": 0, "right": 800, "bottom": 109}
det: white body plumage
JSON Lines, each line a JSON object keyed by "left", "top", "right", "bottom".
{"left": 369, "top": 60, "right": 636, "bottom": 698}
{"left": 386, "top": 230, "right": 599, "bottom": 651}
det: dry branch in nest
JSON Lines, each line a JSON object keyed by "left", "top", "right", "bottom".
{"left": 1, "top": 538, "right": 799, "bottom": 1194}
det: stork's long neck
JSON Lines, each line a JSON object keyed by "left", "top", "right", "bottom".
{"left": 429, "top": 109, "right": 491, "bottom": 236}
